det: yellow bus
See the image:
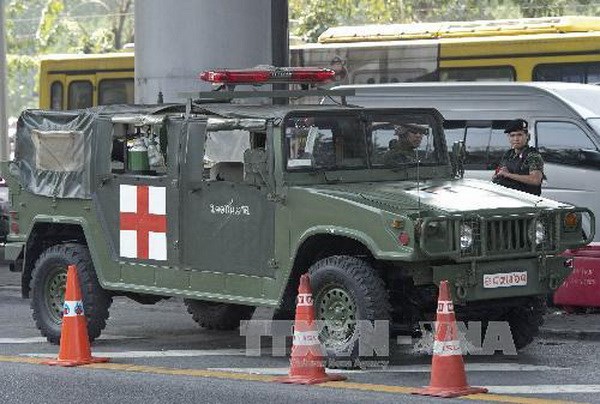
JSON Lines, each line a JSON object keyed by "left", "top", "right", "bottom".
{"left": 291, "top": 15, "right": 600, "bottom": 85}
{"left": 38, "top": 16, "right": 600, "bottom": 110}
{"left": 39, "top": 52, "right": 134, "bottom": 110}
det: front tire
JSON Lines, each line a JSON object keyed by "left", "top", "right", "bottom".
{"left": 30, "top": 243, "right": 112, "bottom": 344}
{"left": 309, "top": 255, "right": 390, "bottom": 368}
{"left": 184, "top": 300, "right": 255, "bottom": 330}
{"left": 504, "top": 297, "right": 546, "bottom": 350}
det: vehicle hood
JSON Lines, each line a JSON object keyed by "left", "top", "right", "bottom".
{"left": 307, "top": 178, "right": 570, "bottom": 215}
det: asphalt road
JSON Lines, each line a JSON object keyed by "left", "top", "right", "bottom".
{"left": 1, "top": 265, "right": 600, "bottom": 404}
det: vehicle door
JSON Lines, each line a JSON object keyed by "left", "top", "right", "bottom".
{"left": 534, "top": 119, "right": 600, "bottom": 240}
{"left": 93, "top": 114, "right": 180, "bottom": 286}
{"left": 178, "top": 120, "right": 276, "bottom": 279}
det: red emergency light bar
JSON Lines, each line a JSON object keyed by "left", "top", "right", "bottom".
{"left": 199, "top": 66, "right": 336, "bottom": 85}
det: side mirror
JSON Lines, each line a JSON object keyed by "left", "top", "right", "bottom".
{"left": 578, "top": 149, "right": 600, "bottom": 167}
{"left": 451, "top": 140, "right": 465, "bottom": 178}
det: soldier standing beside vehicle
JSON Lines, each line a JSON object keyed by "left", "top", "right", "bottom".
{"left": 492, "top": 119, "right": 544, "bottom": 196}
{"left": 384, "top": 123, "right": 427, "bottom": 165}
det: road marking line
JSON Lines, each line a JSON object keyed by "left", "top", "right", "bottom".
{"left": 210, "top": 363, "right": 569, "bottom": 374}
{"left": 0, "top": 335, "right": 143, "bottom": 344}
{"left": 486, "top": 385, "right": 600, "bottom": 394}
{"left": 24, "top": 349, "right": 247, "bottom": 358}
{"left": 0, "top": 355, "right": 583, "bottom": 404}
{"left": 319, "top": 382, "right": 579, "bottom": 404}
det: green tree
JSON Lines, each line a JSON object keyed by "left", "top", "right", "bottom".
{"left": 289, "top": 0, "right": 600, "bottom": 42}
{"left": 5, "top": 0, "right": 134, "bottom": 117}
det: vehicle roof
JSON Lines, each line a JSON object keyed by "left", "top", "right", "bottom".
{"left": 335, "top": 82, "right": 600, "bottom": 120}
{"left": 21, "top": 100, "right": 367, "bottom": 123}
{"left": 193, "top": 102, "right": 363, "bottom": 120}
{"left": 39, "top": 52, "right": 134, "bottom": 62}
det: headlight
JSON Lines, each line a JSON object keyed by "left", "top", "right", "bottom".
{"left": 530, "top": 221, "right": 547, "bottom": 245}
{"left": 460, "top": 223, "right": 473, "bottom": 249}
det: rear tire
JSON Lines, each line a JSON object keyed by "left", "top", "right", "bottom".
{"left": 184, "top": 300, "right": 255, "bottom": 330}
{"left": 30, "top": 243, "right": 112, "bottom": 344}
{"left": 309, "top": 255, "right": 390, "bottom": 369}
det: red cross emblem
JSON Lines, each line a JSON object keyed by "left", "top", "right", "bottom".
{"left": 119, "top": 185, "right": 167, "bottom": 260}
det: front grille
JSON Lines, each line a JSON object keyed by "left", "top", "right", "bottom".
{"left": 420, "top": 211, "right": 562, "bottom": 260}
{"left": 485, "top": 216, "right": 534, "bottom": 255}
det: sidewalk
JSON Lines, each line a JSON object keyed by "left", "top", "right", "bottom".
{"left": 540, "top": 310, "right": 600, "bottom": 341}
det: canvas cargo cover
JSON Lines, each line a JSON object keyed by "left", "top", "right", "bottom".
{"left": 10, "top": 105, "right": 181, "bottom": 198}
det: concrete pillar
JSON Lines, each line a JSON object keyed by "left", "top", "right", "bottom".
{"left": 135, "top": 0, "right": 277, "bottom": 104}
{"left": 0, "top": 0, "right": 9, "bottom": 162}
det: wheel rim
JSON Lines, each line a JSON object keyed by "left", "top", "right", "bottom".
{"left": 44, "top": 266, "right": 67, "bottom": 325}
{"left": 315, "top": 286, "right": 357, "bottom": 349}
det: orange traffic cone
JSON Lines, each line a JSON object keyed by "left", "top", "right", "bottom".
{"left": 412, "top": 280, "right": 487, "bottom": 398}
{"left": 275, "top": 274, "right": 346, "bottom": 385}
{"left": 43, "top": 265, "right": 109, "bottom": 367}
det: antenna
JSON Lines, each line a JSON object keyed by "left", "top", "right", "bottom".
{"left": 415, "top": 149, "right": 421, "bottom": 218}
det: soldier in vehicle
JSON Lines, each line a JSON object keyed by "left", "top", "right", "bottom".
{"left": 383, "top": 123, "right": 427, "bottom": 166}
{"left": 492, "top": 119, "right": 544, "bottom": 196}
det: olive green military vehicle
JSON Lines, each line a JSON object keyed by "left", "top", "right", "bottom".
{"left": 2, "top": 68, "right": 594, "bottom": 366}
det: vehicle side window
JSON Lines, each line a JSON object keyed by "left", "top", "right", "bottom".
{"left": 99, "top": 78, "right": 134, "bottom": 105}
{"left": 111, "top": 123, "right": 168, "bottom": 176}
{"left": 439, "top": 66, "right": 515, "bottom": 82}
{"left": 533, "top": 62, "right": 600, "bottom": 84}
{"left": 445, "top": 120, "right": 510, "bottom": 169}
{"left": 50, "top": 81, "right": 63, "bottom": 110}
{"left": 464, "top": 124, "right": 491, "bottom": 168}
{"left": 536, "top": 121, "right": 596, "bottom": 165}
{"left": 443, "top": 120, "right": 465, "bottom": 161}
{"left": 68, "top": 81, "right": 93, "bottom": 109}
{"left": 488, "top": 121, "right": 510, "bottom": 168}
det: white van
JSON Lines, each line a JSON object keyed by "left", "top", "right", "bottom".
{"left": 335, "top": 82, "right": 600, "bottom": 240}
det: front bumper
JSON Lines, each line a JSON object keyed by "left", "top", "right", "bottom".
{"left": 4, "top": 241, "right": 24, "bottom": 263}
{"left": 432, "top": 255, "right": 569, "bottom": 303}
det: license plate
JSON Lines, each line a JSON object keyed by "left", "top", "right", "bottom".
{"left": 483, "top": 271, "right": 527, "bottom": 288}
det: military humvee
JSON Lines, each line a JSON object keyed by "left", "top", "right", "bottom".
{"left": 1, "top": 67, "right": 594, "bottom": 365}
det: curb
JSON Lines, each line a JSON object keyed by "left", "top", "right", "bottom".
{"left": 539, "top": 327, "right": 600, "bottom": 341}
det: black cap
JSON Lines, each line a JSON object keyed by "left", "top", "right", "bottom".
{"left": 504, "top": 119, "right": 528, "bottom": 133}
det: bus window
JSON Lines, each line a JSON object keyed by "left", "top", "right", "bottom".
{"left": 439, "top": 67, "right": 515, "bottom": 82}
{"left": 50, "top": 81, "right": 63, "bottom": 110}
{"left": 533, "top": 62, "right": 600, "bottom": 84}
{"left": 68, "top": 81, "right": 93, "bottom": 109}
{"left": 99, "top": 78, "right": 134, "bottom": 105}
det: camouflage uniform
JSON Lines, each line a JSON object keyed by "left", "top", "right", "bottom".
{"left": 383, "top": 143, "right": 418, "bottom": 166}
{"left": 499, "top": 147, "right": 544, "bottom": 172}
{"left": 494, "top": 145, "right": 544, "bottom": 195}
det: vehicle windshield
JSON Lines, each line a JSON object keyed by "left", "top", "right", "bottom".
{"left": 552, "top": 86, "right": 600, "bottom": 116}
{"left": 285, "top": 111, "right": 446, "bottom": 171}
{"left": 587, "top": 118, "right": 600, "bottom": 137}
